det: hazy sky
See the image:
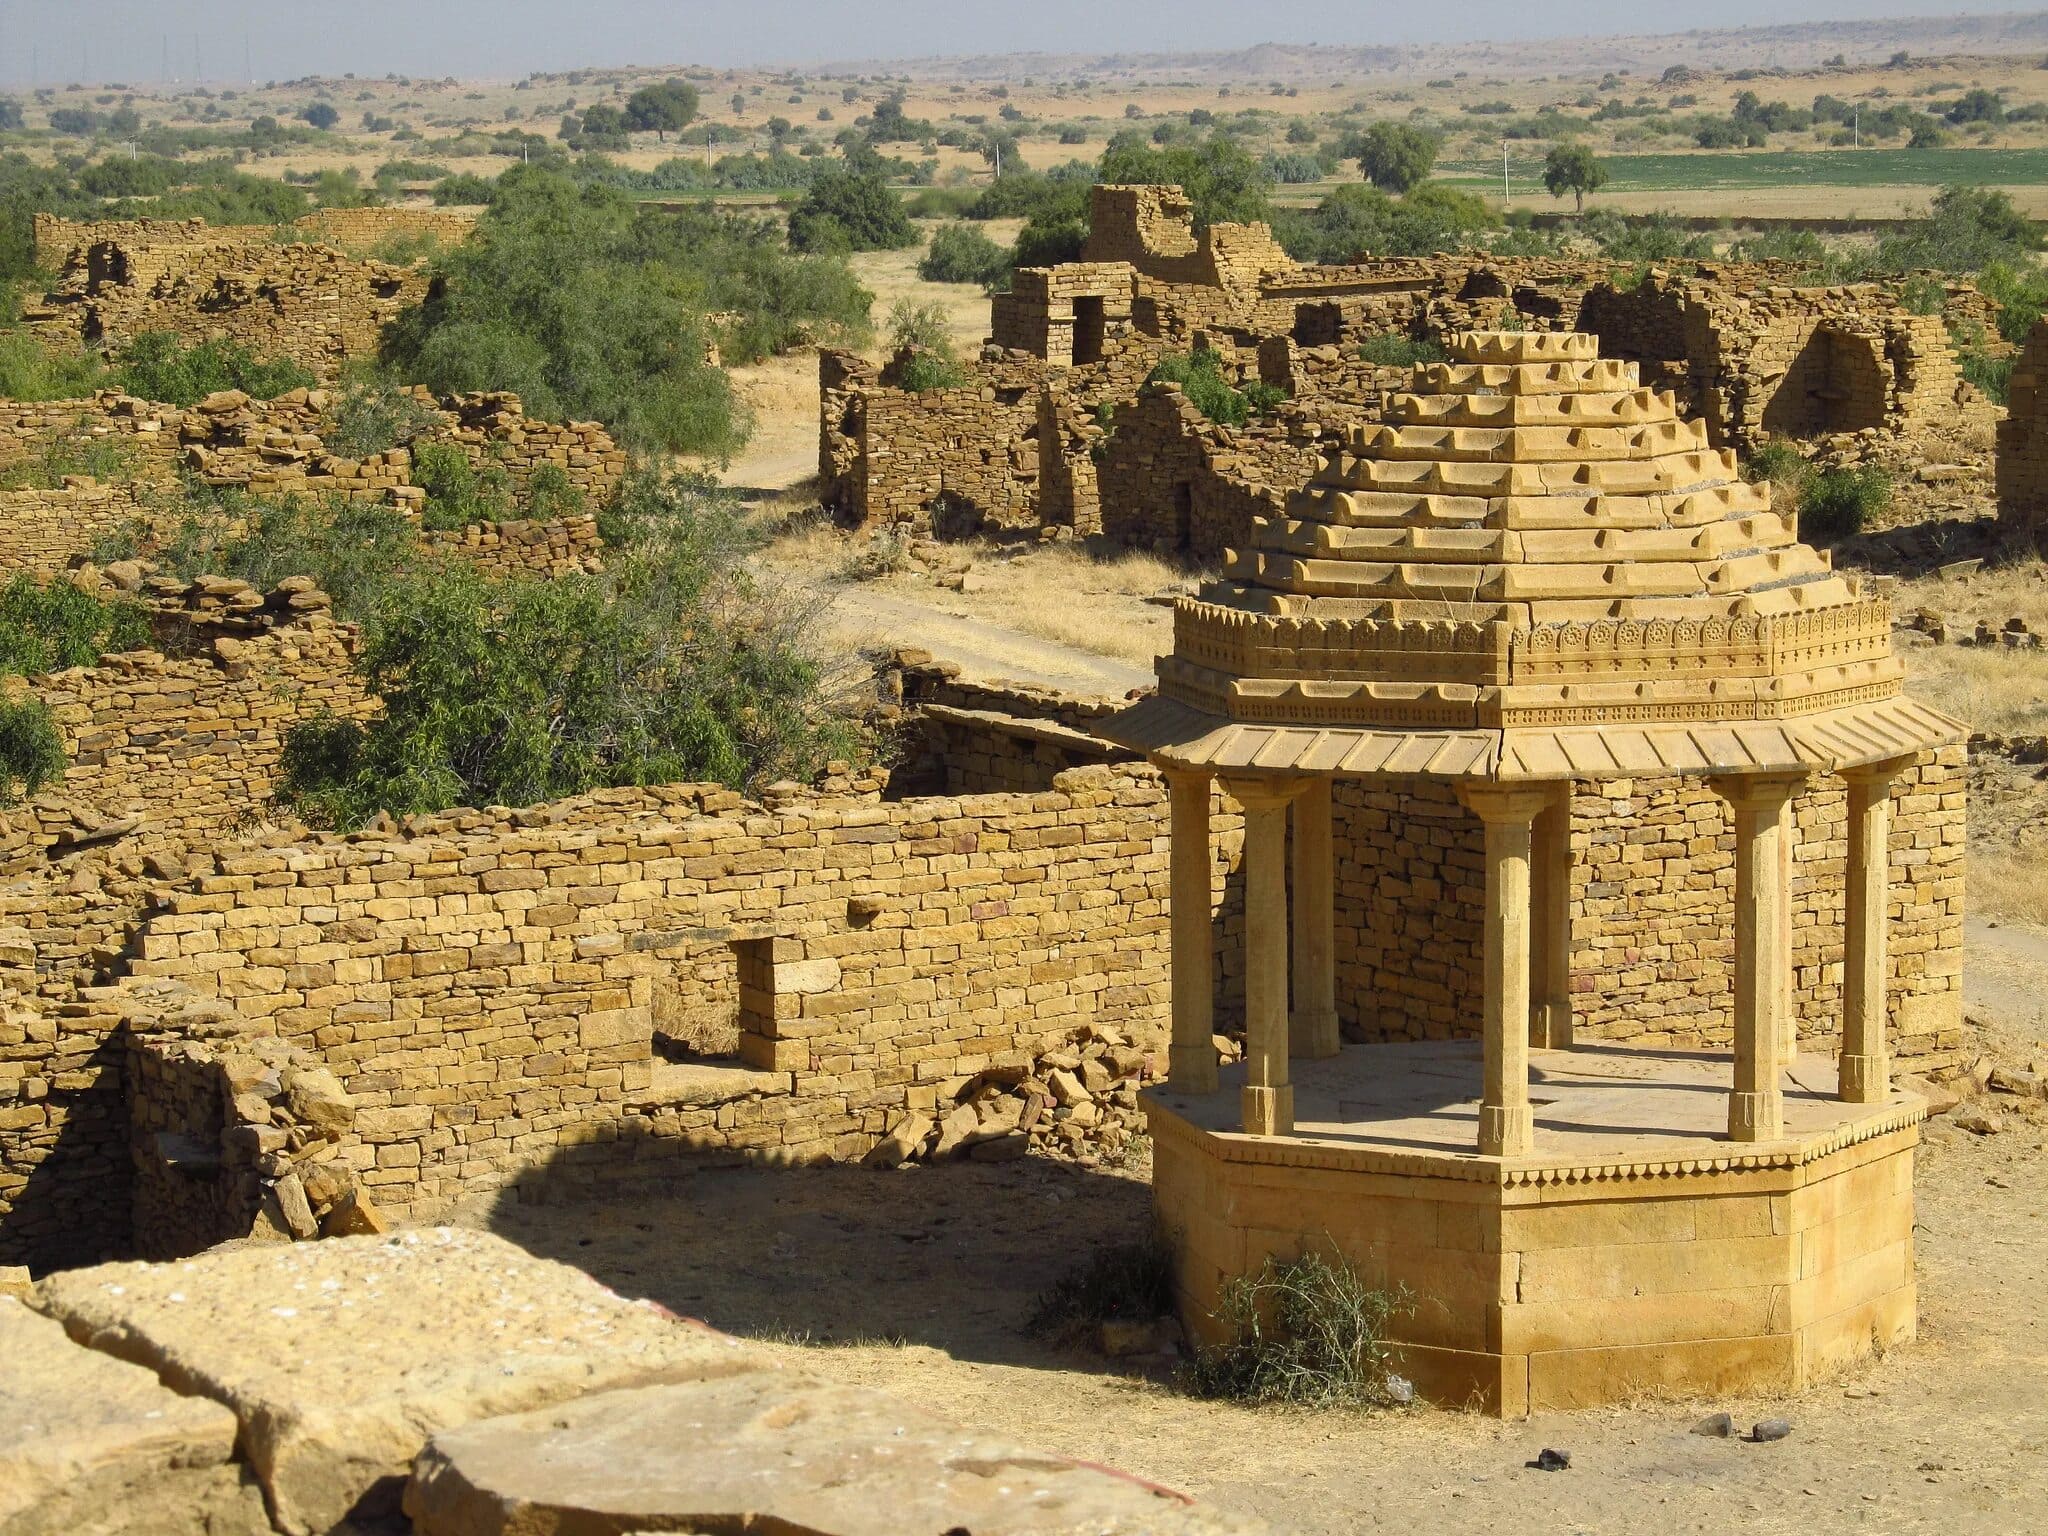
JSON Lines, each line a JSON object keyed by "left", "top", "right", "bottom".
{"left": 0, "top": 1, "right": 2042, "bottom": 83}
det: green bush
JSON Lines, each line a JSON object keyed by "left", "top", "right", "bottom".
{"left": 1357, "top": 334, "right": 1447, "bottom": 368}
{"left": 895, "top": 352, "right": 968, "bottom": 391}
{"left": 1097, "top": 131, "right": 1272, "bottom": 230}
{"left": 0, "top": 696, "right": 66, "bottom": 807}
{"left": 1179, "top": 1251, "right": 1414, "bottom": 1410}
{"left": 114, "top": 332, "right": 315, "bottom": 407}
{"left": 1799, "top": 465, "right": 1893, "bottom": 542}
{"left": 1977, "top": 259, "right": 2048, "bottom": 345}
{"left": 411, "top": 441, "right": 515, "bottom": 531}
{"left": 276, "top": 473, "right": 863, "bottom": 827}
{"left": 319, "top": 373, "right": 441, "bottom": 459}
{"left": 1742, "top": 439, "right": 1809, "bottom": 490}
{"left": 155, "top": 491, "right": 422, "bottom": 628}
{"left": 524, "top": 461, "right": 587, "bottom": 522}
{"left": 1146, "top": 349, "right": 1270, "bottom": 427}
{"left": 0, "top": 331, "right": 108, "bottom": 402}
{"left": 0, "top": 572, "right": 153, "bottom": 675}
{"left": 1272, "top": 182, "right": 1495, "bottom": 264}
{"left": 1961, "top": 346, "right": 2014, "bottom": 404}
{"left": 0, "top": 428, "right": 135, "bottom": 490}
{"left": 1027, "top": 1236, "right": 1178, "bottom": 1349}
{"left": 383, "top": 166, "right": 869, "bottom": 458}
{"left": 918, "top": 223, "right": 1011, "bottom": 288}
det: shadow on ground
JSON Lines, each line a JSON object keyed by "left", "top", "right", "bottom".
{"left": 469, "top": 1132, "right": 1156, "bottom": 1371}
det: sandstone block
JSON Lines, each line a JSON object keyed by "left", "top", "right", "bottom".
{"left": 403, "top": 1376, "right": 1265, "bottom": 1536}
{"left": 33, "top": 1230, "right": 764, "bottom": 1536}
{"left": 0, "top": 1296, "right": 253, "bottom": 1534}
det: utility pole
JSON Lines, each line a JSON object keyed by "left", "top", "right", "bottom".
{"left": 1502, "top": 140, "right": 1509, "bottom": 200}
{"left": 1853, "top": 106, "right": 1859, "bottom": 148}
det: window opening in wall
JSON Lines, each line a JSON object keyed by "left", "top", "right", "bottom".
{"left": 1072, "top": 295, "right": 1106, "bottom": 365}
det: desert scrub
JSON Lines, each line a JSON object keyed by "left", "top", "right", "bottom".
{"left": 319, "top": 372, "right": 441, "bottom": 459}
{"left": 1356, "top": 334, "right": 1447, "bottom": 368}
{"left": 1146, "top": 349, "right": 1271, "bottom": 427}
{"left": 1180, "top": 1250, "right": 1414, "bottom": 1409}
{"left": 1026, "top": 1234, "right": 1178, "bottom": 1349}
{"left": 411, "top": 441, "right": 515, "bottom": 531}
{"left": 1799, "top": 465, "right": 1894, "bottom": 542}
{"left": 0, "top": 330, "right": 108, "bottom": 402}
{"left": 0, "top": 695, "right": 66, "bottom": 806}
{"left": 0, "top": 427, "right": 135, "bottom": 490}
{"left": 114, "top": 332, "right": 316, "bottom": 407}
{"left": 917, "top": 222, "right": 1012, "bottom": 290}
{"left": 0, "top": 572, "right": 153, "bottom": 674}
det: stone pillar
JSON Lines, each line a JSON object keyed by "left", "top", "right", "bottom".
{"left": 1165, "top": 768, "right": 1218, "bottom": 1094}
{"left": 1457, "top": 785, "right": 1552, "bottom": 1159}
{"left": 1289, "top": 777, "right": 1340, "bottom": 1060}
{"left": 1840, "top": 760, "right": 1907, "bottom": 1104}
{"left": 1712, "top": 772, "right": 1807, "bottom": 1142}
{"left": 1779, "top": 792, "right": 1799, "bottom": 1063}
{"left": 1529, "top": 784, "right": 1574, "bottom": 1049}
{"left": 1224, "top": 777, "right": 1297, "bottom": 1137}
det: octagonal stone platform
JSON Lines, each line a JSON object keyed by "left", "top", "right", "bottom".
{"left": 1147, "top": 1040, "right": 1923, "bottom": 1416}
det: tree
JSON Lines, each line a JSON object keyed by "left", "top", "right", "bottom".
{"left": 0, "top": 99, "right": 23, "bottom": 132}
{"left": 381, "top": 166, "right": 870, "bottom": 455}
{"left": 786, "top": 167, "right": 916, "bottom": 253}
{"left": 300, "top": 102, "right": 340, "bottom": 131}
{"left": 1097, "top": 131, "right": 1272, "bottom": 230}
{"left": 1345, "top": 122, "right": 1439, "bottom": 194}
{"left": 625, "top": 79, "right": 699, "bottom": 140}
{"left": 1543, "top": 142, "right": 1608, "bottom": 213}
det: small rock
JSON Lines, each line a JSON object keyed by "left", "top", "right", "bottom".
{"left": 1531, "top": 1448, "right": 1571, "bottom": 1472}
{"left": 1953, "top": 1108, "right": 2002, "bottom": 1136}
{"left": 319, "top": 1186, "right": 389, "bottom": 1238}
{"left": 1692, "top": 1412, "right": 1735, "bottom": 1437}
{"left": 270, "top": 1172, "right": 320, "bottom": 1240}
{"left": 966, "top": 1132, "right": 1028, "bottom": 1162}
{"left": 863, "top": 1112, "right": 933, "bottom": 1168}
{"left": 1751, "top": 1419, "right": 1794, "bottom": 1443}
{"left": 1047, "top": 1068, "right": 1090, "bottom": 1107}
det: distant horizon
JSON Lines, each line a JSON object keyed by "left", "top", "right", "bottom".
{"left": 0, "top": 2, "right": 2045, "bottom": 87}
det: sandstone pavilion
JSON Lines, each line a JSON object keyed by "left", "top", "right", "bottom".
{"left": 1105, "top": 330, "right": 1964, "bottom": 1414}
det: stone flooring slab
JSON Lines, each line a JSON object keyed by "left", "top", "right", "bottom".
{"left": 1155, "top": 1039, "right": 1914, "bottom": 1163}
{"left": 405, "top": 1375, "right": 1268, "bottom": 1536}
{"left": 0, "top": 1296, "right": 260, "bottom": 1536}
{"left": 33, "top": 1228, "right": 764, "bottom": 1536}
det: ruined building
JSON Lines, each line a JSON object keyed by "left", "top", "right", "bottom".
{"left": 823, "top": 186, "right": 1976, "bottom": 555}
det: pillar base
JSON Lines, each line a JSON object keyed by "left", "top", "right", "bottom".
{"left": 1728, "top": 1089, "right": 1785, "bottom": 1142}
{"left": 1478, "top": 1102, "right": 1534, "bottom": 1158}
{"left": 1529, "top": 1000, "right": 1574, "bottom": 1050}
{"left": 1241, "top": 1083, "right": 1294, "bottom": 1137}
{"left": 1838, "top": 1052, "right": 1890, "bottom": 1105}
{"left": 1289, "top": 1007, "right": 1341, "bottom": 1061}
{"left": 1169, "top": 1044, "right": 1220, "bottom": 1096}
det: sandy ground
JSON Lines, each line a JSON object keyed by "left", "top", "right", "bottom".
{"left": 455, "top": 916, "right": 2048, "bottom": 1536}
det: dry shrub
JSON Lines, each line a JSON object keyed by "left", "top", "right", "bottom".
{"left": 1970, "top": 848, "right": 2048, "bottom": 926}
{"left": 1180, "top": 1250, "right": 1414, "bottom": 1410}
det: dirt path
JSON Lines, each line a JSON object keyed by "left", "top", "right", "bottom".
{"left": 812, "top": 580, "right": 1154, "bottom": 696}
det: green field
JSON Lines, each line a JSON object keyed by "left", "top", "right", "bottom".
{"left": 1439, "top": 147, "right": 2048, "bottom": 193}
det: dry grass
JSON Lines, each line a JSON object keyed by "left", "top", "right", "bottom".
{"left": 1902, "top": 644, "right": 2048, "bottom": 739}
{"left": 1970, "top": 848, "right": 2048, "bottom": 926}
{"left": 921, "top": 540, "right": 1206, "bottom": 665}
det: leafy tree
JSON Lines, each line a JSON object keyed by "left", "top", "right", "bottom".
{"left": 48, "top": 108, "right": 99, "bottom": 136}
{"left": 300, "top": 102, "right": 341, "bottom": 131}
{"left": 1096, "top": 131, "right": 1272, "bottom": 230}
{"left": 0, "top": 695, "right": 64, "bottom": 807}
{"left": 786, "top": 168, "right": 916, "bottom": 253}
{"left": 1272, "top": 182, "right": 1494, "bottom": 262}
{"left": 1543, "top": 143, "right": 1609, "bottom": 213}
{"left": 625, "top": 79, "right": 699, "bottom": 141}
{"left": 0, "top": 572, "right": 152, "bottom": 674}
{"left": 1344, "top": 122, "right": 1440, "bottom": 194}
{"left": 0, "top": 99, "right": 24, "bottom": 132}
{"left": 918, "top": 222, "right": 1011, "bottom": 288}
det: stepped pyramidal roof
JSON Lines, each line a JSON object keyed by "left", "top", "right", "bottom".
{"left": 1107, "top": 330, "right": 1962, "bottom": 780}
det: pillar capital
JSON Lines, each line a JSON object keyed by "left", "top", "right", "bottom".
{"left": 1707, "top": 770, "right": 1809, "bottom": 812}
{"left": 1839, "top": 753, "right": 1916, "bottom": 790}
{"left": 1455, "top": 782, "right": 1557, "bottom": 825}
{"left": 1218, "top": 774, "right": 1308, "bottom": 810}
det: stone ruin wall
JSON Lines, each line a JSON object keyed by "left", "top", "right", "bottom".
{"left": 1096, "top": 385, "right": 1327, "bottom": 560}
{"left": 0, "top": 388, "right": 623, "bottom": 578}
{"left": 29, "top": 207, "right": 478, "bottom": 274}
{"left": 1996, "top": 317, "right": 2048, "bottom": 551}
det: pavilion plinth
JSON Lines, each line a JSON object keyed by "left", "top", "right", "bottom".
{"left": 1147, "top": 1040, "right": 1923, "bottom": 1416}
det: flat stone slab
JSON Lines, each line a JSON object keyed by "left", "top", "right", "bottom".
{"left": 34, "top": 1229, "right": 763, "bottom": 1536}
{"left": 406, "top": 1375, "right": 1268, "bottom": 1536}
{"left": 0, "top": 1296, "right": 254, "bottom": 1535}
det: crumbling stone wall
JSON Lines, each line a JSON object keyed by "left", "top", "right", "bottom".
{"left": 114, "top": 767, "right": 1182, "bottom": 1218}
{"left": 1097, "top": 385, "right": 1322, "bottom": 559}
{"left": 0, "top": 483, "right": 159, "bottom": 573}
{"left": 419, "top": 513, "right": 605, "bottom": 576}
{"left": 1997, "top": 317, "right": 2048, "bottom": 551}
{"left": 1580, "top": 270, "right": 1959, "bottom": 448}
{"left": 991, "top": 263, "right": 1136, "bottom": 366}
{"left": 29, "top": 208, "right": 477, "bottom": 274}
